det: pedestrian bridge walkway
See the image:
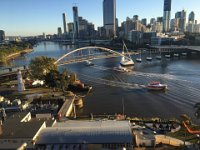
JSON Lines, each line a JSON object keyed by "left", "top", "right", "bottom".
{"left": 54, "top": 46, "right": 137, "bottom": 66}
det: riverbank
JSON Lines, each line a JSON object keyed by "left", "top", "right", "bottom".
{"left": 0, "top": 40, "right": 36, "bottom": 64}
{"left": 0, "top": 48, "right": 34, "bottom": 64}
{"left": 5, "top": 48, "right": 33, "bottom": 61}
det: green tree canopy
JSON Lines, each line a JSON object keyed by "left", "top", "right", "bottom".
{"left": 29, "top": 56, "right": 57, "bottom": 80}
{"left": 45, "top": 70, "right": 60, "bottom": 91}
{"left": 44, "top": 69, "right": 76, "bottom": 91}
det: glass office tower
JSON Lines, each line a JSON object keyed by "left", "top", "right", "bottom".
{"left": 103, "top": 0, "right": 116, "bottom": 38}
{"left": 163, "top": 0, "right": 171, "bottom": 32}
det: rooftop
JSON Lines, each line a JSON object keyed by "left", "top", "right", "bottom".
{"left": 0, "top": 121, "right": 44, "bottom": 139}
{"left": 0, "top": 112, "right": 55, "bottom": 139}
{"left": 36, "top": 120, "right": 133, "bottom": 144}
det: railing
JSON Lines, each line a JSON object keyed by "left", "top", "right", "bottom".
{"left": 0, "top": 66, "right": 28, "bottom": 76}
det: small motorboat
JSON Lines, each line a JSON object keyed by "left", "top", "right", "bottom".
{"left": 85, "top": 60, "right": 94, "bottom": 66}
{"left": 156, "top": 55, "right": 162, "bottom": 60}
{"left": 182, "top": 52, "right": 187, "bottom": 56}
{"left": 113, "top": 66, "right": 131, "bottom": 73}
{"left": 146, "top": 49, "right": 152, "bottom": 61}
{"left": 146, "top": 57, "right": 152, "bottom": 61}
{"left": 156, "top": 49, "right": 162, "bottom": 60}
{"left": 136, "top": 50, "right": 142, "bottom": 63}
{"left": 147, "top": 82, "right": 167, "bottom": 91}
{"left": 165, "top": 54, "right": 171, "bottom": 59}
{"left": 136, "top": 58, "right": 142, "bottom": 63}
{"left": 174, "top": 53, "right": 179, "bottom": 57}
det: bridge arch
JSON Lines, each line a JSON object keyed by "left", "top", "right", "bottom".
{"left": 54, "top": 46, "right": 129, "bottom": 64}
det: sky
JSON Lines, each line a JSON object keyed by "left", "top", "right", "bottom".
{"left": 0, "top": 0, "right": 200, "bottom": 36}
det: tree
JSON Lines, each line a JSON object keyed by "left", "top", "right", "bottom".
{"left": 29, "top": 56, "right": 57, "bottom": 80}
{"left": 60, "top": 69, "right": 70, "bottom": 91}
{"left": 45, "top": 69, "right": 73, "bottom": 91}
{"left": 45, "top": 70, "right": 60, "bottom": 91}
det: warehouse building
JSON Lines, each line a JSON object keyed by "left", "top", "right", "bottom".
{"left": 36, "top": 120, "right": 134, "bottom": 150}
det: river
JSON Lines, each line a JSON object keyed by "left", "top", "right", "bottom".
{"left": 2, "top": 41, "right": 200, "bottom": 122}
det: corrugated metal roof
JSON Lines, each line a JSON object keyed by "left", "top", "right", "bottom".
{"left": 36, "top": 120, "right": 133, "bottom": 144}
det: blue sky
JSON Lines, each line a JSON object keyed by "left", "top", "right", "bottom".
{"left": 0, "top": 0, "right": 200, "bottom": 36}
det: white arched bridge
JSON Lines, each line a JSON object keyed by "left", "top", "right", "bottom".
{"left": 54, "top": 46, "right": 136, "bottom": 66}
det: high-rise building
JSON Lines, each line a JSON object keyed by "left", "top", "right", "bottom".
{"left": 116, "top": 18, "right": 119, "bottom": 30}
{"left": 0, "top": 30, "right": 5, "bottom": 42}
{"left": 150, "top": 18, "right": 156, "bottom": 24}
{"left": 121, "top": 18, "right": 146, "bottom": 39}
{"left": 103, "top": 0, "right": 116, "bottom": 38}
{"left": 152, "top": 22, "right": 163, "bottom": 33}
{"left": 175, "top": 12, "right": 181, "bottom": 19}
{"left": 73, "top": 6, "right": 79, "bottom": 38}
{"left": 67, "top": 22, "right": 74, "bottom": 39}
{"left": 68, "top": 23, "right": 74, "bottom": 33}
{"left": 128, "top": 30, "right": 142, "bottom": 44}
{"left": 98, "top": 27, "right": 106, "bottom": 38}
{"left": 170, "top": 19, "right": 176, "bottom": 31}
{"left": 78, "top": 16, "right": 95, "bottom": 39}
{"left": 157, "top": 17, "right": 163, "bottom": 23}
{"left": 133, "top": 15, "right": 139, "bottom": 21}
{"left": 141, "top": 18, "right": 147, "bottom": 26}
{"left": 43, "top": 32, "right": 46, "bottom": 39}
{"left": 188, "top": 11, "right": 195, "bottom": 24}
{"left": 175, "top": 11, "right": 187, "bottom": 32}
{"left": 63, "top": 13, "right": 68, "bottom": 34}
{"left": 163, "top": 0, "right": 171, "bottom": 32}
{"left": 180, "top": 10, "right": 187, "bottom": 32}
{"left": 57, "top": 27, "right": 62, "bottom": 38}
{"left": 187, "top": 23, "right": 194, "bottom": 33}
{"left": 187, "top": 11, "right": 195, "bottom": 33}
{"left": 175, "top": 11, "right": 182, "bottom": 31}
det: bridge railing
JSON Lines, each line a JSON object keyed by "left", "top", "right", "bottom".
{"left": 54, "top": 46, "right": 129, "bottom": 65}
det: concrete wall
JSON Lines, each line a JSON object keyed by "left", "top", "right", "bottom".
{"left": 155, "top": 135, "right": 191, "bottom": 146}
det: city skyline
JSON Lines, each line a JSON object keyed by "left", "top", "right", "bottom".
{"left": 1, "top": 0, "right": 200, "bottom": 36}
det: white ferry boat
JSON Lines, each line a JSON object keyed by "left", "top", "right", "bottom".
{"left": 147, "top": 82, "right": 167, "bottom": 91}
